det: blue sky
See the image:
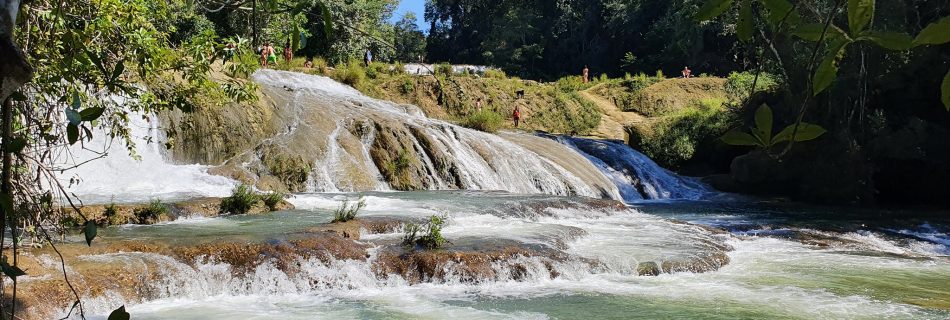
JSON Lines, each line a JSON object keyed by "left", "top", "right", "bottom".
{"left": 389, "top": 0, "right": 429, "bottom": 33}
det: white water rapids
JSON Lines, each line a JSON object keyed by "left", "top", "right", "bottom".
{"left": 38, "top": 70, "right": 950, "bottom": 319}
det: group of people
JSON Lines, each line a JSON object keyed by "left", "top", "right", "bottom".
{"left": 257, "top": 41, "right": 295, "bottom": 67}
{"left": 582, "top": 65, "right": 694, "bottom": 81}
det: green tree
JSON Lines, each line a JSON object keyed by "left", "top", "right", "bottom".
{"left": 393, "top": 12, "right": 426, "bottom": 62}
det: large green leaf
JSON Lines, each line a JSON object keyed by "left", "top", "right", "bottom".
{"left": 754, "top": 104, "right": 773, "bottom": 145}
{"left": 84, "top": 221, "right": 97, "bottom": 246}
{"left": 942, "top": 70, "right": 950, "bottom": 111}
{"left": 67, "top": 124, "right": 79, "bottom": 145}
{"left": 759, "top": 0, "right": 799, "bottom": 26}
{"left": 737, "top": 0, "right": 754, "bottom": 41}
{"left": 774, "top": 122, "right": 827, "bottom": 143}
{"left": 792, "top": 23, "right": 847, "bottom": 41}
{"left": 0, "top": 258, "right": 26, "bottom": 280}
{"left": 721, "top": 130, "right": 761, "bottom": 146}
{"left": 813, "top": 39, "right": 850, "bottom": 96}
{"left": 107, "top": 306, "right": 130, "bottom": 320}
{"left": 914, "top": 16, "right": 950, "bottom": 46}
{"left": 80, "top": 107, "right": 105, "bottom": 121}
{"left": 847, "top": 0, "right": 874, "bottom": 35}
{"left": 111, "top": 60, "right": 125, "bottom": 82}
{"left": 65, "top": 108, "right": 82, "bottom": 125}
{"left": 696, "top": 0, "right": 735, "bottom": 22}
{"left": 862, "top": 31, "right": 913, "bottom": 50}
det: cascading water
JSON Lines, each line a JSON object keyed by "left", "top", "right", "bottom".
{"left": 556, "top": 136, "right": 712, "bottom": 202}
{"left": 242, "top": 70, "right": 624, "bottom": 198}
{"left": 46, "top": 192, "right": 949, "bottom": 320}
{"left": 28, "top": 70, "right": 949, "bottom": 320}
{"left": 55, "top": 109, "right": 236, "bottom": 204}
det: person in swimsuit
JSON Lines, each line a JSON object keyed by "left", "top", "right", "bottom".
{"left": 283, "top": 40, "right": 293, "bottom": 62}
{"left": 583, "top": 65, "right": 590, "bottom": 83}
{"left": 266, "top": 43, "right": 278, "bottom": 66}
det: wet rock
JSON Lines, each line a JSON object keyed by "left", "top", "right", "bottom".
{"left": 637, "top": 261, "right": 661, "bottom": 276}
{"left": 73, "top": 197, "right": 295, "bottom": 227}
{"left": 308, "top": 217, "right": 406, "bottom": 240}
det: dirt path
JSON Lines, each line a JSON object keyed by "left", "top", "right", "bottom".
{"left": 579, "top": 84, "right": 649, "bottom": 140}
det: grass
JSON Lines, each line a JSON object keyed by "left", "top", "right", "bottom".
{"left": 332, "top": 197, "right": 366, "bottom": 223}
{"left": 330, "top": 60, "right": 368, "bottom": 89}
{"left": 134, "top": 199, "right": 170, "bottom": 224}
{"left": 460, "top": 109, "right": 504, "bottom": 133}
{"left": 484, "top": 69, "right": 506, "bottom": 79}
{"left": 219, "top": 184, "right": 261, "bottom": 215}
{"left": 724, "top": 71, "right": 778, "bottom": 101}
{"left": 435, "top": 63, "right": 454, "bottom": 76}
{"left": 262, "top": 191, "right": 285, "bottom": 211}
{"left": 631, "top": 98, "right": 736, "bottom": 169}
{"left": 103, "top": 202, "right": 122, "bottom": 225}
{"left": 402, "top": 214, "right": 449, "bottom": 250}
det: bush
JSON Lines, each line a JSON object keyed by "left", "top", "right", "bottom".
{"left": 332, "top": 197, "right": 366, "bottom": 223}
{"left": 366, "top": 62, "right": 388, "bottom": 79}
{"left": 460, "top": 109, "right": 504, "bottom": 133}
{"left": 134, "top": 199, "right": 170, "bottom": 224}
{"left": 262, "top": 192, "right": 285, "bottom": 211}
{"left": 435, "top": 63, "right": 454, "bottom": 76}
{"left": 400, "top": 78, "right": 415, "bottom": 94}
{"left": 219, "top": 184, "right": 261, "bottom": 215}
{"left": 390, "top": 62, "right": 406, "bottom": 76}
{"left": 725, "top": 71, "right": 778, "bottom": 101}
{"left": 634, "top": 98, "right": 735, "bottom": 168}
{"left": 484, "top": 68, "right": 506, "bottom": 79}
{"left": 331, "top": 61, "right": 368, "bottom": 88}
{"left": 311, "top": 57, "right": 329, "bottom": 74}
{"left": 656, "top": 70, "right": 665, "bottom": 79}
{"left": 555, "top": 75, "right": 591, "bottom": 93}
{"left": 402, "top": 215, "right": 449, "bottom": 250}
{"left": 103, "top": 202, "right": 124, "bottom": 225}
{"left": 275, "top": 57, "right": 308, "bottom": 71}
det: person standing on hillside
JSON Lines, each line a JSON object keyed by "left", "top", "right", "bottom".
{"left": 513, "top": 105, "right": 522, "bottom": 128}
{"left": 582, "top": 65, "right": 590, "bottom": 83}
{"left": 365, "top": 49, "right": 373, "bottom": 66}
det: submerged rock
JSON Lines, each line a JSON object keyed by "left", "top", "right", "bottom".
{"left": 637, "top": 261, "right": 661, "bottom": 276}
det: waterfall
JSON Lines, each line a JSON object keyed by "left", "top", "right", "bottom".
{"left": 555, "top": 136, "right": 712, "bottom": 202}
{"left": 56, "top": 109, "right": 236, "bottom": 204}
{"left": 57, "top": 70, "right": 712, "bottom": 204}
{"left": 246, "top": 70, "right": 623, "bottom": 198}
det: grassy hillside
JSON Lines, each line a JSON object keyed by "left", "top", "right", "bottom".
{"left": 292, "top": 61, "right": 768, "bottom": 173}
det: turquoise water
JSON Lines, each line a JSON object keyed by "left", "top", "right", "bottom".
{"left": 70, "top": 192, "right": 950, "bottom": 320}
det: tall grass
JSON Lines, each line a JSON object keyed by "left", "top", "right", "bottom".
{"left": 460, "top": 110, "right": 504, "bottom": 133}
{"left": 332, "top": 197, "right": 366, "bottom": 223}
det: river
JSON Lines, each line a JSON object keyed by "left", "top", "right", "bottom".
{"left": 37, "top": 70, "right": 950, "bottom": 319}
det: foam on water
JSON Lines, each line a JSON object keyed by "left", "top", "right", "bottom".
{"left": 55, "top": 111, "right": 236, "bottom": 204}
{"left": 65, "top": 192, "right": 950, "bottom": 319}
{"left": 75, "top": 235, "right": 949, "bottom": 320}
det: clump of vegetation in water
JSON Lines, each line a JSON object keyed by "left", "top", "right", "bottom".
{"left": 460, "top": 109, "right": 504, "bottom": 133}
{"left": 134, "top": 199, "right": 170, "bottom": 224}
{"left": 262, "top": 192, "right": 285, "bottom": 211}
{"left": 219, "top": 184, "right": 261, "bottom": 215}
{"left": 402, "top": 215, "right": 450, "bottom": 250}
{"left": 103, "top": 202, "right": 121, "bottom": 225}
{"left": 332, "top": 197, "right": 367, "bottom": 223}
